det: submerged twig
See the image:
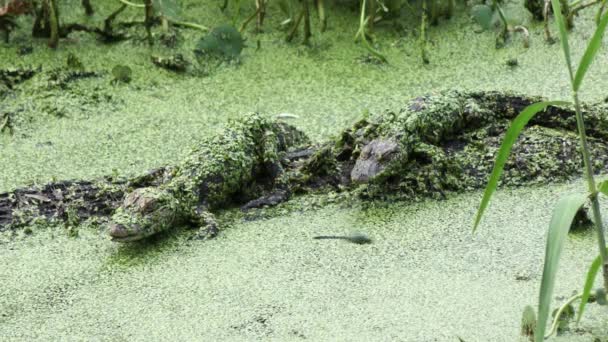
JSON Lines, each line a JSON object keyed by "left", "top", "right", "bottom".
{"left": 104, "top": 4, "right": 127, "bottom": 34}
{"left": 0, "top": 114, "right": 10, "bottom": 134}
{"left": 47, "top": 0, "right": 59, "bottom": 48}
{"left": 239, "top": 6, "right": 262, "bottom": 33}
{"left": 511, "top": 25, "right": 530, "bottom": 48}
{"left": 82, "top": 0, "right": 94, "bottom": 15}
{"left": 143, "top": 0, "right": 153, "bottom": 44}
{"left": 420, "top": 0, "right": 428, "bottom": 63}
{"left": 544, "top": 0, "right": 555, "bottom": 43}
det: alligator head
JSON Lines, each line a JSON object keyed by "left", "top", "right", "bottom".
{"left": 350, "top": 138, "right": 401, "bottom": 183}
{"left": 108, "top": 187, "right": 180, "bottom": 242}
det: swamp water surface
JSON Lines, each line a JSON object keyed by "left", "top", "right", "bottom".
{"left": 1, "top": 182, "right": 607, "bottom": 340}
{"left": 2, "top": 0, "right": 608, "bottom": 340}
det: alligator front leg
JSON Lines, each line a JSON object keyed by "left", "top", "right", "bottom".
{"left": 191, "top": 207, "right": 219, "bottom": 239}
{"left": 240, "top": 188, "right": 290, "bottom": 210}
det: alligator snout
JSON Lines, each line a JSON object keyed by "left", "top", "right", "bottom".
{"left": 108, "top": 222, "right": 144, "bottom": 242}
{"left": 108, "top": 223, "right": 129, "bottom": 238}
{"left": 351, "top": 139, "right": 400, "bottom": 183}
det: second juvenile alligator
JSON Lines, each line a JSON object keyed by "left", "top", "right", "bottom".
{"left": 4, "top": 90, "right": 608, "bottom": 241}
{"left": 107, "top": 113, "right": 308, "bottom": 241}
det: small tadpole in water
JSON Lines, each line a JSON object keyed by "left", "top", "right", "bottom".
{"left": 313, "top": 232, "right": 372, "bottom": 244}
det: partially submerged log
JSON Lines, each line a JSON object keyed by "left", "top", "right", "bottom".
{"left": 0, "top": 167, "right": 172, "bottom": 231}
{"left": 3, "top": 91, "right": 608, "bottom": 238}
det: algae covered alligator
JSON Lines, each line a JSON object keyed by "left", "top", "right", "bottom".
{"left": 108, "top": 113, "right": 308, "bottom": 241}
{"left": 3, "top": 90, "right": 608, "bottom": 241}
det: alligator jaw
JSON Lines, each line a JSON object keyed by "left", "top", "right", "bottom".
{"left": 108, "top": 223, "right": 147, "bottom": 242}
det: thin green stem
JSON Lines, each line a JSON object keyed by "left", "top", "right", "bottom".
{"left": 171, "top": 20, "right": 208, "bottom": 31}
{"left": 255, "top": 0, "right": 266, "bottom": 31}
{"left": 48, "top": 0, "right": 59, "bottom": 48}
{"left": 302, "top": 0, "right": 311, "bottom": 44}
{"left": 544, "top": 293, "right": 581, "bottom": 338}
{"left": 239, "top": 7, "right": 261, "bottom": 33}
{"left": 317, "top": 0, "right": 326, "bottom": 32}
{"left": 447, "top": 0, "right": 455, "bottom": 18}
{"left": 569, "top": 0, "right": 601, "bottom": 23}
{"left": 598, "top": 0, "right": 608, "bottom": 23}
{"left": 420, "top": 0, "right": 429, "bottom": 63}
{"left": 118, "top": 0, "right": 145, "bottom": 8}
{"left": 572, "top": 91, "right": 608, "bottom": 291}
{"left": 144, "top": 0, "right": 153, "bottom": 45}
{"left": 570, "top": 0, "right": 584, "bottom": 7}
{"left": 0, "top": 114, "right": 9, "bottom": 133}
{"left": 493, "top": 0, "right": 509, "bottom": 36}
{"left": 232, "top": 0, "right": 241, "bottom": 27}
{"left": 286, "top": 5, "right": 304, "bottom": 42}
{"left": 117, "top": 0, "right": 208, "bottom": 31}
{"left": 354, "top": 0, "right": 387, "bottom": 62}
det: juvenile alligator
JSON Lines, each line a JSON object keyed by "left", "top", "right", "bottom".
{"left": 108, "top": 113, "right": 308, "bottom": 241}
{"left": 4, "top": 90, "right": 608, "bottom": 241}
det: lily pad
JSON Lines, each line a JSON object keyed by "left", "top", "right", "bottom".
{"left": 152, "top": 0, "right": 180, "bottom": 20}
{"left": 194, "top": 25, "right": 245, "bottom": 61}
{"left": 66, "top": 53, "right": 84, "bottom": 70}
{"left": 471, "top": 4, "right": 494, "bottom": 30}
{"left": 111, "top": 65, "right": 132, "bottom": 83}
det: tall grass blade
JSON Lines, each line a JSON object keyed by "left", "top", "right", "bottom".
{"left": 535, "top": 193, "right": 589, "bottom": 342}
{"left": 473, "top": 101, "right": 569, "bottom": 231}
{"left": 573, "top": 12, "right": 608, "bottom": 91}
{"left": 577, "top": 252, "right": 604, "bottom": 322}
{"left": 551, "top": 0, "right": 575, "bottom": 82}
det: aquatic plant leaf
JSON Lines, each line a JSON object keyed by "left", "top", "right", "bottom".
{"left": 471, "top": 5, "right": 494, "bottom": 30}
{"left": 112, "top": 65, "right": 132, "bottom": 83}
{"left": 473, "top": 101, "right": 569, "bottom": 231}
{"left": 66, "top": 53, "right": 84, "bottom": 70}
{"left": 536, "top": 192, "right": 589, "bottom": 342}
{"left": 577, "top": 260, "right": 605, "bottom": 324}
{"left": 573, "top": 12, "right": 608, "bottom": 91}
{"left": 521, "top": 305, "right": 536, "bottom": 337}
{"left": 598, "top": 180, "right": 608, "bottom": 196}
{"left": 551, "top": 0, "right": 574, "bottom": 83}
{"left": 277, "top": 0, "right": 291, "bottom": 16}
{"left": 153, "top": 0, "right": 180, "bottom": 20}
{"left": 194, "top": 25, "right": 244, "bottom": 60}
{"left": 596, "top": 288, "right": 608, "bottom": 305}
{"left": 578, "top": 251, "right": 606, "bottom": 322}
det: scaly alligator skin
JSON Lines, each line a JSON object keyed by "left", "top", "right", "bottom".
{"left": 320, "top": 91, "right": 608, "bottom": 200}
{"left": 108, "top": 113, "right": 308, "bottom": 241}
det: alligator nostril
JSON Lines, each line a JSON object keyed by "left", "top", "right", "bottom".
{"left": 109, "top": 224, "right": 129, "bottom": 238}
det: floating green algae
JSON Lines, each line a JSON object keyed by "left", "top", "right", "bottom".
{"left": 1, "top": 181, "right": 607, "bottom": 340}
{"left": 2, "top": 2, "right": 608, "bottom": 192}
{"left": 2, "top": 1, "right": 608, "bottom": 339}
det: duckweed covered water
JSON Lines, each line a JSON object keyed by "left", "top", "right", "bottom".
{"left": 2, "top": 0, "right": 608, "bottom": 339}
{"left": 1, "top": 181, "right": 607, "bottom": 340}
{"left": 2, "top": 1, "right": 608, "bottom": 191}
